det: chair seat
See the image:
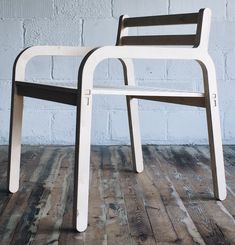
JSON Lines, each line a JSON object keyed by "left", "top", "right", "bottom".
{"left": 16, "top": 81, "right": 205, "bottom": 107}
{"left": 93, "top": 85, "right": 204, "bottom": 97}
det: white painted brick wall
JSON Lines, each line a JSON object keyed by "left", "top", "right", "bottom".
{"left": 0, "top": 0, "right": 54, "bottom": 19}
{"left": 0, "top": 0, "right": 234, "bottom": 145}
{"left": 169, "top": 0, "right": 227, "bottom": 20}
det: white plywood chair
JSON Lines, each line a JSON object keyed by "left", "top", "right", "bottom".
{"left": 8, "top": 8, "right": 226, "bottom": 232}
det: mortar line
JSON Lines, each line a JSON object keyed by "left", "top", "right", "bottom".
{"left": 52, "top": 0, "right": 55, "bottom": 15}
{"left": 224, "top": 51, "right": 228, "bottom": 81}
{"left": 108, "top": 111, "right": 112, "bottom": 143}
{"left": 22, "top": 21, "right": 26, "bottom": 47}
{"left": 81, "top": 19, "right": 84, "bottom": 46}
{"left": 111, "top": 0, "right": 114, "bottom": 18}
{"left": 226, "top": 0, "right": 228, "bottom": 20}
{"left": 51, "top": 57, "right": 54, "bottom": 80}
{"left": 167, "top": 0, "right": 170, "bottom": 14}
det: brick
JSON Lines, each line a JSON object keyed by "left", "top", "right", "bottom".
{"left": 226, "top": 49, "right": 235, "bottom": 80}
{"left": 54, "top": 0, "right": 80, "bottom": 18}
{"left": 52, "top": 56, "right": 82, "bottom": 80}
{"left": 24, "top": 94, "right": 74, "bottom": 110}
{"left": 110, "top": 110, "right": 167, "bottom": 143}
{"left": 210, "top": 22, "right": 235, "bottom": 51}
{"left": 223, "top": 103, "right": 235, "bottom": 144}
{"left": 55, "top": 0, "right": 111, "bottom": 18}
{"left": 79, "top": 0, "right": 111, "bottom": 18}
{"left": 25, "top": 57, "right": 52, "bottom": 80}
{"left": 224, "top": 105, "right": 235, "bottom": 142}
{"left": 51, "top": 110, "right": 76, "bottom": 144}
{"left": 217, "top": 81, "right": 235, "bottom": 112}
{"left": 167, "top": 60, "right": 202, "bottom": 80}
{"left": 0, "top": 81, "right": 11, "bottom": 111}
{"left": 209, "top": 49, "right": 225, "bottom": 80}
{"left": 227, "top": 1, "right": 235, "bottom": 21}
{"left": 108, "top": 60, "right": 127, "bottom": 80}
{"left": 167, "top": 49, "right": 224, "bottom": 81}
{"left": 22, "top": 110, "right": 52, "bottom": 144}
{"left": 0, "top": 109, "right": 10, "bottom": 144}
{"left": 51, "top": 109, "right": 109, "bottom": 145}
{"left": 0, "top": 20, "right": 23, "bottom": 49}
{"left": 0, "top": 0, "right": 54, "bottom": 19}
{"left": 139, "top": 110, "right": 167, "bottom": 143}
{"left": 0, "top": 48, "right": 22, "bottom": 80}
{"left": 24, "top": 19, "right": 82, "bottom": 46}
{"left": 109, "top": 59, "right": 166, "bottom": 81}
{"left": 169, "top": 0, "right": 226, "bottom": 20}
{"left": 83, "top": 19, "right": 117, "bottom": 46}
{"left": 113, "top": 0, "right": 167, "bottom": 18}
{"left": 102, "top": 94, "right": 127, "bottom": 111}
{"left": 110, "top": 110, "right": 130, "bottom": 143}
{"left": 167, "top": 110, "right": 208, "bottom": 143}
{"left": 91, "top": 110, "right": 110, "bottom": 144}
{"left": 52, "top": 56, "right": 108, "bottom": 81}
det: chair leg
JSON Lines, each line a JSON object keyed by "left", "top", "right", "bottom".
{"left": 126, "top": 97, "right": 144, "bottom": 173}
{"left": 121, "top": 59, "right": 144, "bottom": 173}
{"left": 73, "top": 93, "right": 93, "bottom": 232}
{"left": 8, "top": 88, "right": 24, "bottom": 193}
{"left": 201, "top": 60, "right": 227, "bottom": 201}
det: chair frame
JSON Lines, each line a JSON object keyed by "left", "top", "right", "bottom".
{"left": 8, "top": 8, "right": 226, "bottom": 232}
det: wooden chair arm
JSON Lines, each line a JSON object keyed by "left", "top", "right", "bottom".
{"left": 14, "top": 46, "right": 94, "bottom": 81}
{"left": 81, "top": 45, "right": 210, "bottom": 75}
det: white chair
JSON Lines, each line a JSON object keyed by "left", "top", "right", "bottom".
{"left": 8, "top": 8, "right": 226, "bottom": 232}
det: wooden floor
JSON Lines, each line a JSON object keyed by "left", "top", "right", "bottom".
{"left": 0, "top": 145, "right": 235, "bottom": 245}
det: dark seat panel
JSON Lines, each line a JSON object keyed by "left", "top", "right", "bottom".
{"left": 15, "top": 81, "right": 78, "bottom": 106}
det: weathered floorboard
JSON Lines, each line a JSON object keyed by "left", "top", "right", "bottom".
{"left": 143, "top": 146, "right": 205, "bottom": 245}
{"left": 151, "top": 146, "right": 235, "bottom": 244}
{"left": 0, "top": 145, "right": 235, "bottom": 245}
{"left": 116, "top": 146, "right": 159, "bottom": 244}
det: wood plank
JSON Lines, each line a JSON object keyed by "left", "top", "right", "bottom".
{"left": 115, "top": 146, "right": 156, "bottom": 244}
{"left": 142, "top": 146, "right": 205, "bottom": 245}
{"left": 93, "top": 85, "right": 204, "bottom": 98}
{"left": 28, "top": 148, "right": 74, "bottom": 245}
{"left": 1, "top": 145, "right": 235, "bottom": 244}
{"left": 16, "top": 81, "right": 77, "bottom": 106}
{"left": 101, "top": 146, "right": 131, "bottom": 244}
{"left": 121, "top": 35, "right": 196, "bottom": 46}
{"left": 0, "top": 146, "right": 10, "bottom": 215}
{"left": 123, "top": 13, "right": 199, "bottom": 27}
{"left": 57, "top": 161, "right": 85, "bottom": 245}
{"left": 2, "top": 147, "right": 68, "bottom": 244}
{"left": 136, "top": 170, "right": 179, "bottom": 243}
{"left": 0, "top": 146, "right": 45, "bottom": 240}
{"left": 133, "top": 96, "right": 206, "bottom": 108}
{"left": 193, "top": 145, "right": 235, "bottom": 228}
{"left": 0, "top": 183, "right": 35, "bottom": 244}
{"left": 152, "top": 145, "right": 235, "bottom": 244}
{"left": 0, "top": 147, "right": 49, "bottom": 243}
{"left": 222, "top": 146, "right": 235, "bottom": 178}
{"left": 81, "top": 146, "right": 107, "bottom": 244}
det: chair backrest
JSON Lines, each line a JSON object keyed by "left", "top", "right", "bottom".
{"left": 116, "top": 8, "right": 211, "bottom": 49}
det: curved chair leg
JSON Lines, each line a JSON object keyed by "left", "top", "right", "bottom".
{"left": 8, "top": 86, "right": 24, "bottom": 193}
{"left": 121, "top": 59, "right": 144, "bottom": 173}
{"left": 73, "top": 90, "right": 93, "bottom": 232}
{"left": 200, "top": 58, "right": 227, "bottom": 201}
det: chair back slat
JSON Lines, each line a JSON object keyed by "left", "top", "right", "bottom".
{"left": 117, "top": 9, "right": 211, "bottom": 48}
{"left": 121, "top": 35, "right": 196, "bottom": 46}
{"left": 123, "top": 13, "right": 199, "bottom": 27}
